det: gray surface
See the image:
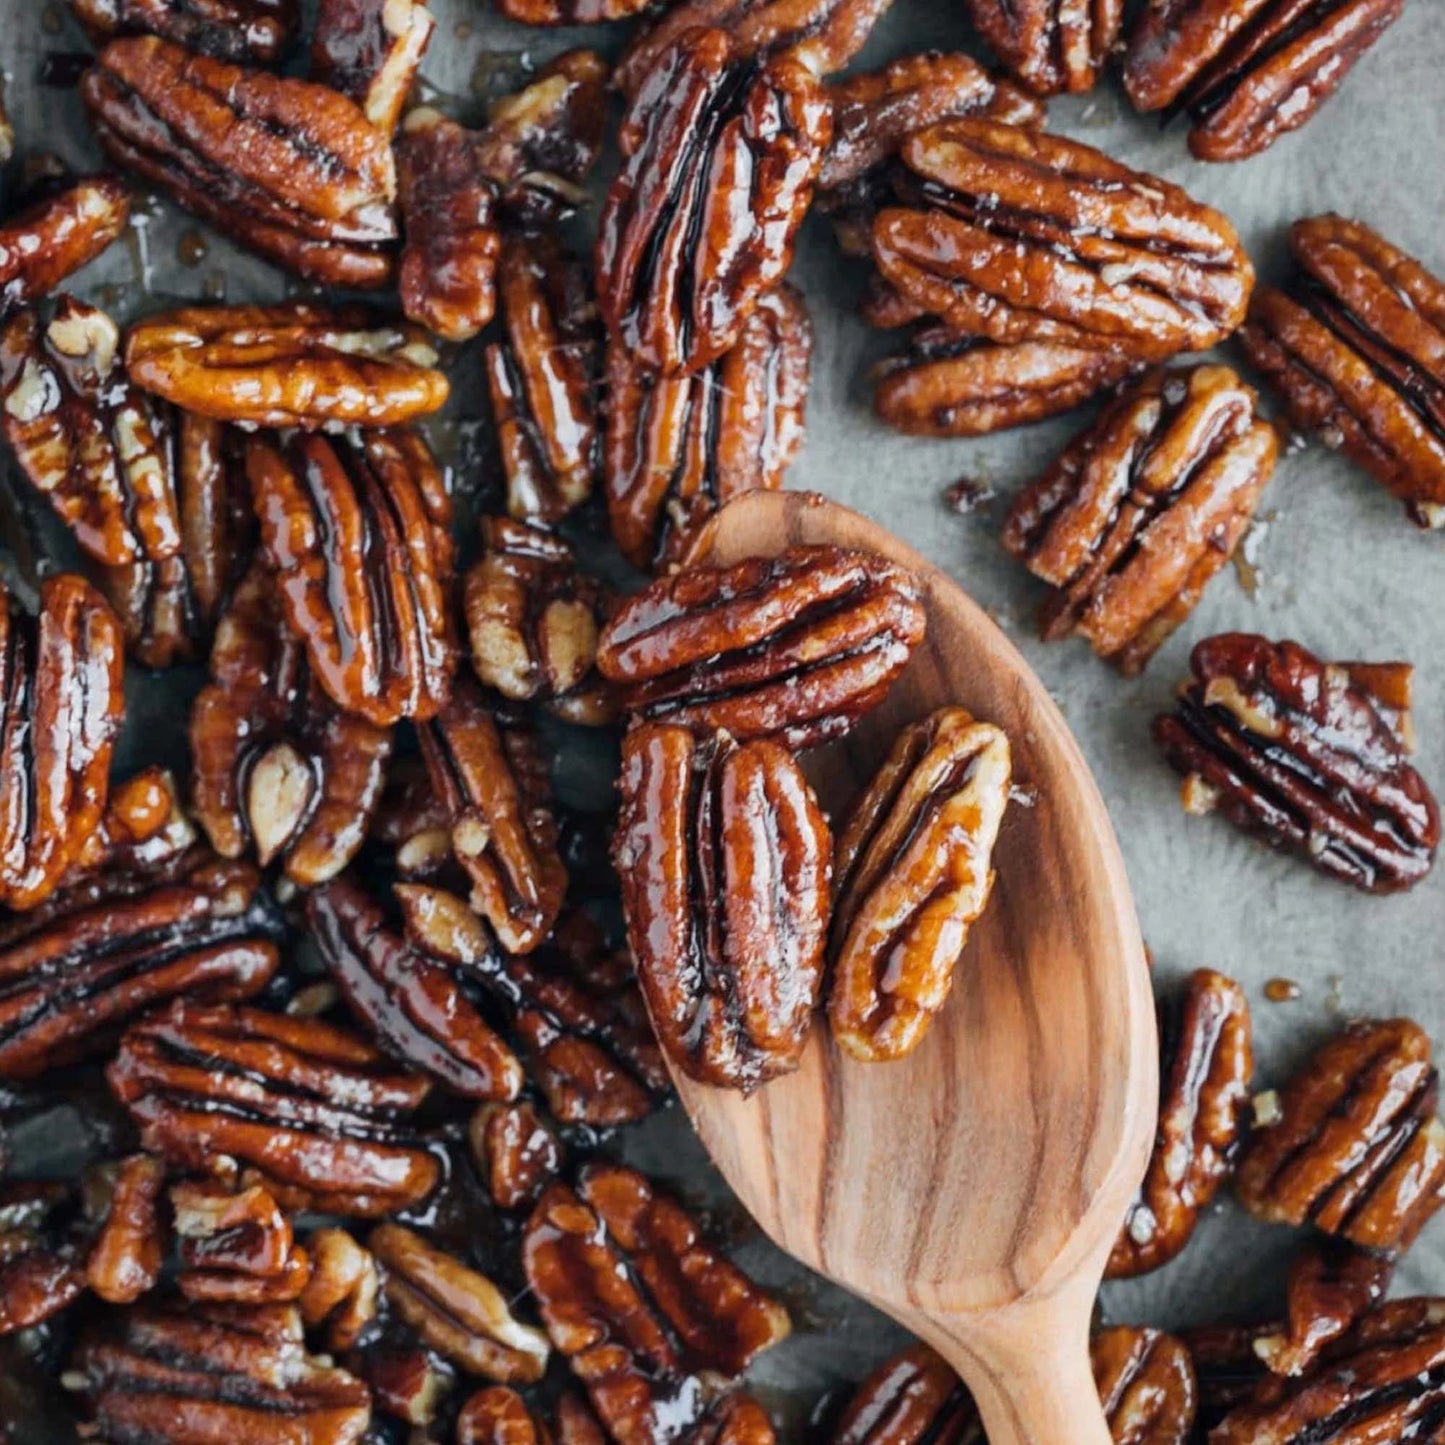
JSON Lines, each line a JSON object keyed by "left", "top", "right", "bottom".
{"left": 3, "top": 0, "right": 1445, "bottom": 1437}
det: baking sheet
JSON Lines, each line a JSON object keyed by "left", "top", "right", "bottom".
{"left": 2, "top": 0, "right": 1444, "bottom": 1437}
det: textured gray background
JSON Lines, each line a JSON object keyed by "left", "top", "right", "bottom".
{"left": 2, "top": 0, "right": 1444, "bottom": 1437}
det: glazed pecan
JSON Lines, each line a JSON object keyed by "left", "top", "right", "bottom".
{"left": 61, "top": 765, "right": 196, "bottom": 887}
{"left": 298, "top": 1227, "right": 378, "bottom": 1353}
{"left": 1122, "top": 0, "right": 1405, "bottom": 161}
{"left": 107, "top": 1000, "right": 440, "bottom": 1217}
{"left": 68, "top": 0, "right": 298, "bottom": 61}
{"left": 125, "top": 303, "right": 449, "bottom": 428}
{"left": 829, "top": 708, "right": 1011, "bottom": 1064}
{"left": 82, "top": 37, "right": 398, "bottom": 288}
{"left": 873, "top": 120, "right": 1254, "bottom": 361}
{"left": 172, "top": 1180, "right": 311, "bottom": 1304}
{"left": 615, "top": 725, "right": 831, "bottom": 1090}
{"left": 1235, "top": 1017, "right": 1445, "bottom": 1252}
{"left": 1002, "top": 365, "right": 1276, "bottom": 674}
{"left": 370, "top": 1222, "right": 551, "bottom": 1384}
{"left": 249, "top": 427, "right": 457, "bottom": 726}
{"left": 459, "top": 1387, "right": 551, "bottom": 1445}
{"left": 491, "top": 0, "right": 649, "bottom": 24}
{"left": 360, "top": 1342, "right": 450, "bottom": 1425}
{"left": 1239, "top": 215, "right": 1445, "bottom": 527}
{"left": 598, "top": 546, "right": 926, "bottom": 748}
{"left": 0, "top": 174, "right": 130, "bottom": 315}
{"left": 1181, "top": 1322, "right": 1275, "bottom": 1427}
{"left": 689, "top": 1395, "right": 778, "bottom": 1445}
{"left": 554, "top": 1392, "right": 611, "bottom": 1445}
{"left": 311, "top": 0, "right": 434, "bottom": 135}
{"left": 963, "top": 0, "right": 1122, "bottom": 94}
{"left": 605, "top": 285, "right": 812, "bottom": 571}
{"left": 829, "top": 1343, "right": 981, "bottom": 1444}
{"left": 596, "top": 27, "right": 832, "bottom": 375}
{"left": 1153, "top": 635, "right": 1440, "bottom": 891}
{"left": 1092, "top": 1327, "right": 1198, "bottom": 1445}
{"left": 69, "top": 1301, "right": 371, "bottom": 1445}
{"left": 85, "top": 1154, "right": 166, "bottom": 1305}
{"left": 1107, "top": 968, "right": 1253, "bottom": 1279}
{"left": 470, "top": 1100, "right": 564, "bottom": 1211}
{"left": 0, "top": 1182, "right": 86, "bottom": 1335}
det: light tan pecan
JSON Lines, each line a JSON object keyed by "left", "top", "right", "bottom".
{"left": 963, "top": 0, "right": 1123, "bottom": 94}
{"left": 1092, "top": 1327, "right": 1198, "bottom": 1445}
{"left": 1001, "top": 365, "right": 1277, "bottom": 674}
{"left": 829, "top": 1343, "right": 982, "bottom": 1444}
{"left": 470, "top": 1101, "right": 565, "bottom": 1212}
{"left": 298, "top": 1227, "right": 378, "bottom": 1352}
{"left": 0, "top": 1182, "right": 86, "bottom": 1335}
{"left": 69, "top": 0, "right": 298, "bottom": 61}
{"left": 172, "top": 1179, "right": 311, "bottom": 1304}
{"left": 311, "top": 0, "right": 435, "bottom": 135}
{"left": 0, "top": 174, "right": 130, "bottom": 316}
{"left": 605, "top": 286, "right": 812, "bottom": 571}
{"left": 459, "top": 1387, "right": 553, "bottom": 1445}
{"left": 85, "top": 1154, "right": 166, "bottom": 1306}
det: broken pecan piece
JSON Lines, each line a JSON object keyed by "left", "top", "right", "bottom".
{"left": 0, "top": 1182, "right": 86, "bottom": 1335}
{"left": 172, "top": 1179, "right": 311, "bottom": 1304}
{"left": 615, "top": 725, "right": 831, "bottom": 1091}
{"left": 598, "top": 546, "right": 926, "bottom": 748}
{"left": 828, "top": 708, "right": 1010, "bottom": 1063}
{"left": 962, "top": 0, "right": 1122, "bottom": 95}
{"left": 597, "top": 27, "right": 832, "bottom": 375}
{"left": 0, "top": 173, "right": 130, "bottom": 315}
{"left": 459, "top": 1387, "right": 552, "bottom": 1445}
{"left": 829, "top": 1342, "right": 981, "bottom": 1444}
{"left": 1235, "top": 1017, "right": 1445, "bottom": 1252}
{"left": 69, "top": 0, "right": 298, "bottom": 62}
{"left": 299, "top": 1227, "right": 377, "bottom": 1353}
{"left": 1092, "top": 1327, "right": 1198, "bottom": 1445}
{"left": 1153, "top": 634, "right": 1440, "bottom": 891}
{"left": 1002, "top": 365, "right": 1277, "bottom": 674}
{"left": 605, "top": 285, "right": 812, "bottom": 571}
{"left": 491, "top": 0, "right": 649, "bottom": 23}
{"left": 311, "top": 0, "right": 434, "bottom": 136}
{"left": 61, "top": 766, "right": 196, "bottom": 887}
{"left": 470, "top": 1101, "right": 564, "bottom": 1211}
{"left": 85, "top": 1154, "right": 166, "bottom": 1305}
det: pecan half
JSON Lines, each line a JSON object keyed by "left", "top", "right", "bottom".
{"left": 249, "top": 427, "right": 457, "bottom": 726}
{"left": 1002, "top": 365, "right": 1277, "bottom": 674}
{"left": 963, "top": 0, "right": 1122, "bottom": 94}
{"left": 1235, "top": 1017, "right": 1445, "bottom": 1252}
{"left": 687, "top": 1395, "right": 778, "bottom": 1445}
{"left": 1107, "top": 968, "right": 1253, "bottom": 1279}
{"left": 459, "top": 1387, "right": 552, "bottom": 1445}
{"left": 829, "top": 1343, "right": 982, "bottom": 1444}
{"left": 615, "top": 725, "right": 831, "bottom": 1090}
{"left": 0, "top": 174, "right": 130, "bottom": 315}
{"left": 311, "top": 0, "right": 435, "bottom": 136}
{"left": 172, "top": 1179, "right": 311, "bottom": 1304}
{"left": 873, "top": 120, "right": 1254, "bottom": 361}
{"left": 1122, "top": 0, "right": 1406, "bottom": 161}
{"left": 1153, "top": 635, "right": 1440, "bottom": 891}
{"left": 470, "top": 1101, "right": 564, "bottom": 1211}
{"left": 107, "top": 1000, "right": 440, "bottom": 1217}
{"left": 829, "top": 708, "right": 1011, "bottom": 1064}
{"left": 596, "top": 27, "right": 832, "bottom": 375}
{"left": 69, "top": 0, "right": 298, "bottom": 62}
{"left": 1092, "top": 1327, "right": 1198, "bottom": 1445}
{"left": 605, "top": 285, "right": 812, "bottom": 571}
{"left": 82, "top": 37, "right": 398, "bottom": 288}
{"left": 1238, "top": 214, "right": 1445, "bottom": 527}
{"left": 598, "top": 546, "right": 926, "bottom": 748}
{"left": 299, "top": 1227, "right": 378, "bottom": 1352}
{"left": 85, "top": 1154, "right": 166, "bottom": 1305}
{"left": 0, "top": 1182, "right": 86, "bottom": 1335}
{"left": 125, "top": 302, "right": 449, "bottom": 428}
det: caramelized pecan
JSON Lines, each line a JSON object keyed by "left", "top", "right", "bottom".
{"left": 829, "top": 708, "right": 1010, "bottom": 1064}
{"left": 1153, "top": 635, "right": 1440, "bottom": 891}
{"left": 963, "top": 0, "right": 1122, "bottom": 94}
{"left": 61, "top": 765, "right": 197, "bottom": 887}
{"left": 1235, "top": 1017, "right": 1445, "bottom": 1252}
{"left": 491, "top": 0, "right": 650, "bottom": 24}
{"left": 311, "top": 0, "right": 434, "bottom": 135}
{"left": 1092, "top": 1327, "right": 1197, "bottom": 1445}
{"left": 1180, "top": 1322, "right": 1274, "bottom": 1427}
{"left": 1002, "top": 365, "right": 1276, "bottom": 674}
{"left": 829, "top": 1343, "right": 982, "bottom": 1444}
{"left": 360, "top": 1342, "right": 450, "bottom": 1426}
{"left": 298, "top": 1227, "right": 378, "bottom": 1353}
{"left": 688, "top": 1395, "right": 778, "bottom": 1445}
{"left": 598, "top": 546, "right": 926, "bottom": 748}
{"left": 615, "top": 725, "right": 831, "bottom": 1090}
{"left": 605, "top": 286, "right": 812, "bottom": 571}
{"left": 85, "top": 1154, "right": 166, "bottom": 1305}
{"left": 596, "top": 27, "right": 832, "bottom": 375}
{"left": 69, "top": 0, "right": 298, "bottom": 62}
{"left": 0, "top": 174, "right": 130, "bottom": 315}
{"left": 0, "top": 1182, "right": 86, "bottom": 1335}
{"left": 1107, "top": 968, "right": 1253, "bottom": 1279}
{"left": 107, "top": 1000, "right": 440, "bottom": 1217}
{"left": 459, "top": 1387, "right": 552, "bottom": 1445}
{"left": 172, "top": 1179, "right": 311, "bottom": 1304}
{"left": 470, "top": 1100, "right": 564, "bottom": 1211}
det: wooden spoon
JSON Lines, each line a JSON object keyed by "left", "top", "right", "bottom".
{"left": 680, "top": 490, "right": 1158, "bottom": 1445}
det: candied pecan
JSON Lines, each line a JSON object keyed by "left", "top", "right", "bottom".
{"left": 459, "top": 1387, "right": 552, "bottom": 1445}
{"left": 0, "top": 174, "right": 130, "bottom": 315}
{"left": 0, "top": 574, "right": 124, "bottom": 912}
{"left": 492, "top": 0, "right": 649, "bottom": 24}
{"left": 107, "top": 1000, "right": 440, "bottom": 1217}
{"left": 69, "top": 1300, "right": 372, "bottom": 1445}
{"left": 298, "top": 1228, "right": 377, "bottom": 1353}
{"left": 615, "top": 726, "right": 830, "bottom": 1090}
{"left": 1153, "top": 635, "right": 1441, "bottom": 891}
{"left": 125, "top": 302, "right": 449, "bottom": 428}
{"left": 690, "top": 1395, "right": 777, "bottom": 1445}
{"left": 829, "top": 708, "right": 1011, "bottom": 1064}
{"left": 605, "top": 286, "right": 812, "bottom": 571}
{"left": 829, "top": 1343, "right": 981, "bottom": 1444}
{"left": 598, "top": 546, "right": 926, "bottom": 748}
{"left": 470, "top": 1101, "right": 564, "bottom": 1211}
{"left": 68, "top": 0, "right": 298, "bottom": 61}
{"left": 596, "top": 27, "right": 832, "bottom": 375}
{"left": 1181, "top": 1322, "right": 1275, "bottom": 1426}
{"left": 1092, "top": 1327, "right": 1198, "bottom": 1445}
{"left": 85, "top": 1154, "right": 166, "bottom": 1305}
{"left": 311, "top": 0, "right": 434, "bottom": 135}
{"left": 63, "top": 766, "right": 196, "bottom": 886}
{"left": 172, "top": 1180, "right": 311, "bottom": 1304}
{"left": 1107, "top": 968, "right": 1253, "bottom": 1279}
{"left": 554, "top": 1392, "right": 610, "bottom": 1445}
{"left": 962, "top": 0, "right": 1122, "bottom": 94}
{"left": 1238, "top": 215, "right": 1445, "bottom": 527}
{"left": 0, "top": 1182, "right": 86, "bottom": 1335}
{"left": 873, "top": 119, "right": 1254, "bottom": 361}
{"left": 1122, "top": 0, "right": 1405, "bottom": 161}
{"left": 249, "top": 428, "right": 457, "bottom": 727}
{"left": 1235, "top": 1017, "right": 1445, "bottom": 1251}
{"left": 369, "top": 1222, "right": 550, "bottom": 1384}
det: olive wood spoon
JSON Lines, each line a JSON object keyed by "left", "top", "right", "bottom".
{"left": 679, "top": 489, "right": 1158, "bottom": 1445}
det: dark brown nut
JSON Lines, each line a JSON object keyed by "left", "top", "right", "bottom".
{"left": 859, "top": 273, "right": 931, "bottom": 331}
{"left": 1180, "top": 1322, "right": 1275, "bottom": 1427}
{"left": 596, "top": 27, "right": 832, "bottom": 376}
{"left": 828, "top": 708, "right": 1011, "bottom": 1064}
{"left": 1122, "top": 0, "right": 1405, "bottom": 162}
{"left": 85, "top": 1154, "right": 166, "bottom": 1305}
{"left": 962, "top": 0, "right": 1122, "bottom": 95}
{"left": 615, "top": 725, "right": 831, "bottom": 1091}
{"left": 484, "top": 236, "right": 603, "bottom": 524}
{"left": 1107, "top": 968, "right": 1253, "bottom": 1280}
{"left": 0, "top": 174, "right": 130, "bottom": 316}
{"left": 69, "top": 1301, "right": 372, "bottom": 1445}
{"left": 359, "top": 1342, "right": 451, "bottom": 1425}
{"left": 0, "top": 573, "right": 124, "bottom": 912}
{"left": 604, "top": 285, "right": 812, "bottom": 572}
{"left": 190, "top": 566, "right": 393, "bottom": 886}
{"left": 1153, "top": 635, "right": 1441, "bottom": 892}
{"left": 829, "top": 1342, "right": 982, "bottom": 1444}
{"left": 598, "top": 545, "right": 926, "bottom": 748}
{"left": 1092, "top": 1327, "right": 1198, "bottom": 1445}
{"left": 458, "top": 1387, "right": 552, "bottom": 1445}
{"left": 1235, "top": 1017, "right": 1445, "bottom": 1252}
{"left": 125, "top": 303, "right": 449, "bottom": 428}
{"left": 172, "top": 1179, "right": 311, "bottom": 1304}
{"left": 369, "top": 1222, "right": 551, "bottom": 1384}
{"left": 873, "top": 119, "right": 1255, "bottom": 362}
{"left": 0, "top": 1182, "right": 86, "bottom": 1335}
{"left": 299, "top": 1228, "right": 378, "bottom": 1353}
{"left": 249, "top": 428, "right": 457, "bottom": 727}
{"left": 107, "top": 1000, "right": 440, "bottom": 1217}
{"left": 310, "top": 0, "right": 434, "bottom": 136}
{"left": 1238, "top": 215, "right": 1445, "bottom": 528}
{"left": 371, "top": 757, "right": 451, "bottom": 848}
{"left": 689, "top": 1395, "right": 778, "bottom": 1445}
{"left": 470, "top": 1101, "right": 564, "bottom": 1211}
{"left": 68, "top": 0, "right": 298, "bottom": 62}
{"left": 1001, "top": 365, "right": 1277, "bottom": 675}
